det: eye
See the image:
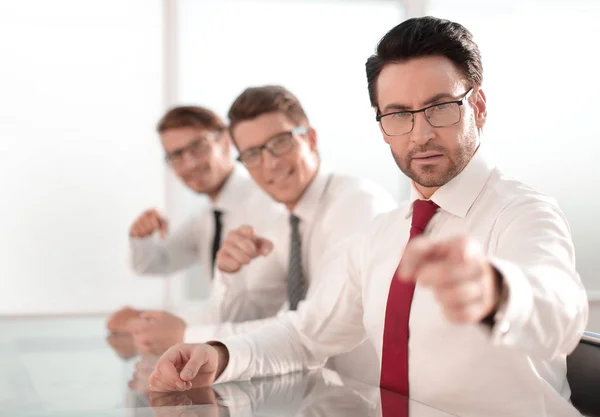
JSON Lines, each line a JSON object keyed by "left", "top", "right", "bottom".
{"left": 241, "top": 148, "right": 260, "bottom": 160}
{"left": 271, "top": 135, "right": 291, "bottom": 148}
{"left": 170, "top": 149, "right": 183, "bottom": 160}
{"left": 390, "top": 111, "right": 412, "bottom": 119}
{"left": 433, "top": 103, "right": 451, "bottom": 111}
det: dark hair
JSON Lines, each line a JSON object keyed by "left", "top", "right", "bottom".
{"left": 366, "top": 16, "right": 483, "bottom": 110}
{"left": 227, "top": 85, "right": 309, "bottom": 134}
{"left": 157, "top": 106, "right": 225, "bottom": 133}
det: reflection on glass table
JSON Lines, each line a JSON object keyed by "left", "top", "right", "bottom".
{"left": 6, "top": 316, "right": 586, "bottom": 417}
{"left": 0, "top": 316, "right": 460, "bottom": 417}
{"left": 130, "top": 362, "right": 457, "bottom": 417}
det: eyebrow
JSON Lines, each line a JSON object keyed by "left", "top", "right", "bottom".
{"left": 238, "top": 129, "right": 291, "bottom": 153}
{"left": 382, "top": 92, "right": 459, "bottom": 113}
{"left": 169, "top": 136, "right": 208, "bottom": 154}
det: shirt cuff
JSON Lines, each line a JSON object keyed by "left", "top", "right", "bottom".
{"left": 184, "top": 324, "right": 218, "bottom": 343}
{"left": 488, "top": 257, "right": 534, "bottom": 345}
{"left": 212, "top": 336, "right": 254, "bottom": 384}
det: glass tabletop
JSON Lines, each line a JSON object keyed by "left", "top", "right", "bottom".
{"left": 0, "top": 316, "right": 458, "bottom": 417}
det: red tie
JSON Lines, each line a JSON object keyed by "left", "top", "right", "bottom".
{"left": 380, "top": 200, "right": 439, "bottom": 413}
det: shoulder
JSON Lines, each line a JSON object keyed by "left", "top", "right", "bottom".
{"left": 326, "top": 173, "right": 397, "bottom": 210}
{"left": 480, "top": 168, "right": 568, "bottom": 231}
{"left": 485, "top": 168, "right": 562, "bottom": 212}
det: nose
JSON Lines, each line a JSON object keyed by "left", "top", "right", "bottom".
{"left": 409, "top": 112, "right": 436, "bottom": 146}
{"left": 261, "top": 148, "right": 283, "bottom": 171}
{"left": 179, "top": 149, "right": 200, "bottom": 170}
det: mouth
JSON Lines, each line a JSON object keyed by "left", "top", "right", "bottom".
{"left": 186, "top": 166, "right": 210, "bottom": 181}
{"left": 411, "top": 152, "right": 444, "bottom": 163}
{"left": 267, "top": 168, "right": 294, "bottom": 185}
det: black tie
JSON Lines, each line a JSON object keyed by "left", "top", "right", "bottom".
{"left": 211, "top": 210, "right": 223, "bottom": 278}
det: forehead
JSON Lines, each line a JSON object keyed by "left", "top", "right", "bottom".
{"left": 160, "top": 126, "right": 211, "bottom": 151}
{"left": 233, "top": 111, "right": 297, "bottom": 151}
{"left": 377, "top": 55, "right": 468, "bottom": 110}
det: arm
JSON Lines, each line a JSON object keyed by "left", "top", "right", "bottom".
{"left": 149, "top": 229, "right": 378, "bottom": 390}
{"left": 130, "top": 216, "right": 200, "bottom": 275}
{"left": 489, "top": 200, "right": 588, "bottom": 359}
{"left": 215, "top": 237, "right": 369, "bottom": 383}
{"left": 181, "top": 244, "right": 288, "bottom": 342}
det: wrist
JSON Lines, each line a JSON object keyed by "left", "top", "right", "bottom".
{"left": 207, "top": 341, "right": 230, "bottom": 378}
{"left": 482, "top": 266, "right": 507, "bottom": 326}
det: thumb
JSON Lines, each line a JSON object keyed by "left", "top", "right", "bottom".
{"left": 158, "top": 218, "right": 169, "bottom": 240}
{"left": 255, "top": 237, "right": 274, "bottom": 256}
{"left": 237, "top": 225, "right": 255, "bottom": 238}
{"left": 179, "top": 348, "right": 209, "bottom": 382}
{"left": 140, "top": 311, "right": 162, "bottom": 321}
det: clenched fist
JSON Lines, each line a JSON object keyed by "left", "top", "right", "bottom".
{"left": 130, "top": 209, "right": 169, "bottom": 239}
{"left": 106, "top": 306, "right": 142, "bottom": 333}
{"left": 130, "top": 311, "right": 186, "bottom": 355}
{"left": 216, "top": 225, "right": 274, "bottom": 273}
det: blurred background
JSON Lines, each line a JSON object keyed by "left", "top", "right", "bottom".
{"left": 1, "top": 0, "right": 599, "bottom": 329}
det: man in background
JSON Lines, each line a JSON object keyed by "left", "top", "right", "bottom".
{"left": 107, "top": 106, "right": 284, "bottom": 340}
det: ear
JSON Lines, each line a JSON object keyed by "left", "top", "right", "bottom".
{"left": 472, "top": 88, "right": 487, "bottom": 130}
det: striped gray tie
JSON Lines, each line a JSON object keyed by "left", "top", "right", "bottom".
{"left": 287, "top": 214, "right": 306, "bottom": 311}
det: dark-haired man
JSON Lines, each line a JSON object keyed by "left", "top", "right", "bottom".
{"left": 149, "top": 18, "right": 587, "bottom": 417}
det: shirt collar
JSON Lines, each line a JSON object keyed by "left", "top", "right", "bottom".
{"left": 291, "top": 165, "right": 333, "bottom": 223}
{"left": 212, "top": 163, "right": 248, "bottom": 213}
{"left": 407, "top": 146, "right": 495, "bottom": 219}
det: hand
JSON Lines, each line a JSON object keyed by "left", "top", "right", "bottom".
{"left": 106, "top": 306, "right": 142, "bottom": 333}
{"left": 106, "top": 332, "right": 137, "bottom": 360}
{"left": 397, "top": 235, "right": 501, "bottom": 324}
{"left": 130, "top": 208, "right": 169, "bottom": 239}
{"left": 216, "top": 225, "right": 274, "bottom": 273}
{"left": 131, "top": 311, "right": 186, "bottom": 355}
{"left": 149, "top": 343, "right": 228, "bottom": 392}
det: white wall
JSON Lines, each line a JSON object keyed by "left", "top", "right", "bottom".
{"left": 0, "top": 0, "right": 167, "bottom": 314}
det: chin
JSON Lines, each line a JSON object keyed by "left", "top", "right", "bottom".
{"left": 186, "top": 182, "right": 208, "bottom": 194}
{"left": 269, "top": 190, "right": 295, "bottom": 206}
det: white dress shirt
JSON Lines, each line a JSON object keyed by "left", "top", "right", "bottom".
{"left": 129, "top": 164, "right": 286, "bottom": 324}
{"left": 184, "top": 167, "right": 397, "bottom": 383}
{"left": 216, "top": 148, "right": 589, "bottom": 417}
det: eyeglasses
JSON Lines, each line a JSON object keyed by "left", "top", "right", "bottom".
{"left": 236, "top": 126, "right": 308, "bottom": 169}
{"left": 376, "top": 89, "right": 474, "bottom": 136}
{"left": 164, "top": 130, "right": 223, "bottom": 167}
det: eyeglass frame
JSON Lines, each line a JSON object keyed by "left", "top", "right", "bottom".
{"left": 164, "top": 129, "right": 225, "bottom": 165}
{"left": 375, "top": 88, "right": 474, "bottom": 136}
{"left": 236, "top": 125, "right": 309, "bottom": 168}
